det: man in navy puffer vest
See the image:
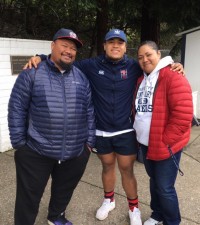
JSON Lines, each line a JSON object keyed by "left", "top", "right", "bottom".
{"left": 8, "top": 28, "right": 95, "bottom": 225}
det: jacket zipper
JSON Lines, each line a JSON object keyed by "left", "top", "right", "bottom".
{"left": 60, "top": 75, "right": 67, "bottom": 162}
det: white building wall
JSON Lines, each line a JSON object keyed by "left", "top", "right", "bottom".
{"left": 184, "top": 30, "right": 200, "bottom": 118}
{"left": 0, "top": 37, "right": 51, "bottom": 152}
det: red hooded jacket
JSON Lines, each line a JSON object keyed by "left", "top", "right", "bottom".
{"left": 134, "top": 66, "right": 193, "bottom": 160}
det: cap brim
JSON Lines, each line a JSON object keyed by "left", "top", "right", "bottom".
{"left": 56, "top": 36, "right": 83, "bottom": 48}
{"left": 105, "top": 36, "right": 126, "bottom": 42}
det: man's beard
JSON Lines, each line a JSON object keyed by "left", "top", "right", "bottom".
{"left": 59, "top": 60, "right": 72, "bottom": 72}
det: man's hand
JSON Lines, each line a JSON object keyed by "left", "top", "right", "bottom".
{"left": 170, "top": 62, "right": 185, "bottom": 75}
{"left": 23, "top": 56, "right": 41, "bottom": 69}
{"left": 86, "top": 144, "right": 92, "bottom": 152}
{"left": 86, "top": 144, "right": 97, "bottom": 153}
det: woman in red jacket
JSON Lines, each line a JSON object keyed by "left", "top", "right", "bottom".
{"left": 133, "top": 41, "right": 193, "bottom": 225}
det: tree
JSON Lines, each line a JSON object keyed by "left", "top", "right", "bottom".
{"left": 96, "top": 0, "right": 108, "bottom": 54}
{"left": 1, "top": 0, "right": 200, "bottom": 58}
{"left": 140, "top": 0, "right": 160, "bottom": 44}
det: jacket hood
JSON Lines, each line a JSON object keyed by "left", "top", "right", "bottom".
{"left": 144, "top": 56, "right": 174, "bottom": 77}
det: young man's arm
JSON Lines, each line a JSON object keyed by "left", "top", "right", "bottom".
{"left": 23, "top": 55, "right": 45, "bottom": 69}
{"left": 24, "top": 54, "right": 185, "bottom": 74}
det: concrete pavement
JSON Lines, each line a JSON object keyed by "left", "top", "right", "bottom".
{"left": 0, "top": 126, "right": 200, "bottom": 225}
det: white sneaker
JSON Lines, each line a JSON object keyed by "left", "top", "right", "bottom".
{"left": 129, "top": 208, "right": 142, "bottom": 225}
{"left": 144, "top": 217, "right": 163, "bottom": 225}
{"left": 96, "top": 199, "right": 115, "bottom": 220}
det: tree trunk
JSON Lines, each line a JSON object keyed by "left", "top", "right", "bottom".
{"left": 140, "top": 0, "right": 160, "bottom": 45}
{"left": 96, "top": 0, "right": 109, "bottom": 55}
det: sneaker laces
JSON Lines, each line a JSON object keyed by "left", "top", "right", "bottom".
{"left": 129, "top": 208, "right": 142, "bottom": 225}
{"left": 101, "top": 199, "right": 113, "bottom": 208}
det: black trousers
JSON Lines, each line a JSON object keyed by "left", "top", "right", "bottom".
{"left": 14, "top": 145, "right": 90, "bottom": 225}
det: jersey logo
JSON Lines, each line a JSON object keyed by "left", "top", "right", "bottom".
{"left": 98, "top": 70, "right": 104, "bottom": 75}
{"left": 120, "top": 69, "right": 127, "bottom": 79}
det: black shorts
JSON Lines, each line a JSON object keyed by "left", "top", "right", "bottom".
{"left": 94, "top": 131, "right": 139, "bottom": 155}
